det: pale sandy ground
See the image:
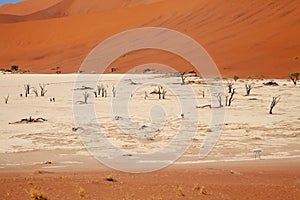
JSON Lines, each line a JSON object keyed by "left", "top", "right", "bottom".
{"left": 0, "top": 74, "right": 299, "bottom": 168}
{"left": 0, "top": 74, "right": 299, "bottom": 199}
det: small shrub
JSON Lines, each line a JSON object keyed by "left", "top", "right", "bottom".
{"left": 193, "top": 183, "right": 200, "bottom": 190}
{"left": 78, "top": 187, "right": 86, "bottom": 198}
{"left": 233, "top": 75, "right": 239, "bottom": 81}
{"left": 199, "top": 186, "right": 207, "bottom": 195}
{"left": 31, "top": 191, "right": 48, "bottom": 200}
{"left": 105, "top": 175, "right": 117, "bottom": 182}
{"left": 177, "top": 186, "right": 185, "bottom": 197}
{"left": 11, "top": 65, "right": 19, "bottom": 71}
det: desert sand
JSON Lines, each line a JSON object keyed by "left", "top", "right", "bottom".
{"left": 0, "top": 0, "right": 299, "bottom": 77}
{"left": 0, "top": 73, "right": 299, "bottom": 199}
{"left": 0, "top": 0, "right": 300, "bottom": 199}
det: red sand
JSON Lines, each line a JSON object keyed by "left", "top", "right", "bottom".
{"left": 0, "top": 158, "right": 299, "bottom": 200}
{"left": 0, "top": 0, "right": 299, "bottom": 78}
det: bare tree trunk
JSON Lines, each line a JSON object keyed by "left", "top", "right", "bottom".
{"left": 269, "top": 96, "right": 280, "bottom": 114}
{"left": 32, "top": 88, "right": 39, "bottom": 97}
{"left": 225, "top": 81, "right": 234, "bottom": 93}
{"left": 290, "top": 76, "right": 297, "bottom": 85}
{"left": 83, "top": 91, "right": 89, "bottom": 104}
{"left": 199, "top": 90, "right": 205, "bottom": 98}
{"left": 158, "top": 86, "right": 162, "bottom": 99}
{"left": 180, "top": 72, "right": 187, "bottom": 85}
{"left": 24, "top": 84, "right": 30, "bottom": 97}
{"left": 3, "top": 94, "right": 9, "bottom": 104}
{"left": 245, "top": 83, "right": 254, "bottom": 96}
{"left": 112, "top": 86, "right": 116, "bottom": 98}
{"left": 228, "top": 89, "right": 235, "bottom": 106}
{"left": 162, "top": 89, "right": 167, "bottom": 99}
{"left": 216, "top": 93, "right": 223, "bottom": 107}
{"left": 39, "top": 83, "right": 47, "bottom": 96}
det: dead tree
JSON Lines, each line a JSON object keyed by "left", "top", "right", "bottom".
{"left": 23, "top": 84, "right": 30, "bottom": 97}
{"left": 39, "top": 83, "right": 47, "bottom": 96}
{"left": 245, "top": 83, "right": 254, "bottom": 96}
{"left": 162, "top": 88, "right": 167, "bottom": 99}
{"left": 289, "top": 72, "right": 299, "bottom": 86}
{"left": 144, "top": 91, "right": 148, "bottom": 100}
{"left": 216, "top": 93, "right": 223, "bottom": 107}
{"left": 225, "top": 81, "right": 234, "bottom": 93}
{"left": 227, "top": 89, "right": 235, "bottom": 106}
{"left": 93, "top": 91, "right": 97, "bottom": 98}
{"left": 97, "top": 84, "right": 101, "bottom": 96}
{"left": 269, "top": 96, "right": 280, "bottom": 114}
{"left": 112, "top": 86, "right": 116, "bottom": 98}
{"left": 199, "top": 90, "right": 205, "bottom": 98}
{"left": 83, "top": 91, "right": 89, "bottom": 104}
{"left": 3, "top": 94, "right": 9, "bottom": 104}
{"left": 32, "top": 87, "right": 39, "bottom": 97}
{"left": 104, "top": 88, "right": 107, "bottom": 97}
{"left": 158, "top": 86, "right": 162, "bottom": 99}
{"left": 179, "top": 72, "right": 187, "bottom": 85}
{"left": 158, "top": 86, "right": 167, "bottom": 99}
{"left": 150, "top": 86, "right": 166, "bottom": 99}
{"left": 97, "top": 84, "right": 105, "bottom": 97}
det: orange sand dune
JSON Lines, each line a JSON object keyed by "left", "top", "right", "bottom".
{"left": 0, "top": 0, "right": 163, "bottom": 23}
{"left": 0, "top": 0, "right": 299, "bottom": 78}
{"left": 0, "top": 0, "right": 62, "bottom": 15}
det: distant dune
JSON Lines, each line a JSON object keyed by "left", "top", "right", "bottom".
{"left": 0, "top": 0, "right": 299, "bottom": 78}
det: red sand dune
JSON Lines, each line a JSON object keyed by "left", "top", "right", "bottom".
{"left": 0, "top": 0, "right": 62, "bottom": 15}
{"left": 0, "top": 0, "right": 299, "bottom": 78}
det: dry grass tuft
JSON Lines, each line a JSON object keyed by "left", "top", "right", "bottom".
{"left": 199, "top": 186, "right": 207, "bottom": 195}
{"left": 78, "top": 187, "right": 86, "bottom": 198}
{"left": 105, "top": 175, "right": 117, "bottom": 182}
{"left": 193, "top": 183, "right": 200, "bottom": 191}
{"left": 31, "top": 191, "right": 48, "bottom": 200}
{"left": 177, "top": 186, "right": 185, "bottom": 197}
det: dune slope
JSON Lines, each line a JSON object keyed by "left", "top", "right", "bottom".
{"left": 0, "top": 0, "right": 299, "bottom": 78}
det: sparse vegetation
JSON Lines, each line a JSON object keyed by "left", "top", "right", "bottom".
{"left": 177, "top": 186, "right": 185, "bottom": 197}
{"left": 199, "top": 186, "right": 207, "bottom": 195}
{"left": 245, "top": 82, "right": 254, "bottom": 96}
{"left": 3, "top": 94, "right": 9, "bottom": 104}
{"left": 112, "top": 86, "right": 116, "bottom": 97}
{"left": 30, "top": 191, "right": 48, "bottom": 200}
{"left": 233, "top": 75, "right": 239, "bottom": 82}
{"left": 193, "top": 183, "right": 200, "bottom": 191}
{"left": 246, "top": 73, "right": 264, "bottom": 79}
{"left": 216, "top": 93, "right": 223, "bottom": 107}
{"left": 83, "top": 91, "right": 89, "bottom": 104}
{"left": 9, "top": 116, "right": 47, "bottom": 124}
{"left": 78, "top": 187, "right": 86, "bottom": 198}
{"left": 226, "top": 88, "right": 235, "bottom": 106}
{"left": 225, "top": 80, "right": 234, "bottom": 93}
{"left": 105, "top": 175, "right": 117, "bottom": 182}
{"left": 39, "top": 83, "right": 48, "bottom": 96}
{"left": 263, "top": 81, "right": 279, "bottom": 86}
{"left": 150, "top": 85, "right": 167, "bottom": 99}
{"left": 97, "top": 84, "right": 107, "bottom": 97}
{"left": 32, "top": 87, "right": 39, "bottom": 97}
{"left": 199, "top": 89, "right": 205, "bottom": 98}
{"left": 179, "top": 72, "right": 187, "bottom": 85}
{"left": 269, "top": 95, "right": 280, "bottom": 114}
{"left": 24, "top": 84, "right": 31, "bottom": 97}
{"left": 289, "top": 72, "right": 299, "bottom": 86}
{"left": 11, "top": 65, "right": 19, "bottom": 72}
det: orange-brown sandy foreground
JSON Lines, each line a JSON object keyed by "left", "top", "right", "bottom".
{"left": 0, "top": 158, "right": 299, "bottom": 200}
{"left": 0, "top": 0, "right": 300, "bottom": 78}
